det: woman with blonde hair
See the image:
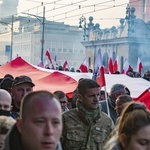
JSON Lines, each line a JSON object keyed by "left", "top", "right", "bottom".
{"left": 105, "top": 102, "right": 150, "bottom": 150}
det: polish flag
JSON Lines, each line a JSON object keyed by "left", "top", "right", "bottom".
{"left": 37, "top": 61, "right": 44, "bottom": 68}
{"left": 122, "top": 59, "right": 129, "bottom": 74}
{"left": 134, "top": 88, "right": 150, "bottom": 109}
{"left": 137, "top": 57, "right": 143, "bottom": 74}
{"left": 79, "top": 58, "right": 88, "bottom": 73}
{"left": 108, "top": 50, "right": 114, "bottom": 74}
{"left": 44, "top": 60, "right": 49, "bottom": 69}
{"left": 93, "top": 49, "right": 106, "bottom": 87}
{"left": 113, "top": 56, "right": 118, "bottom": 73}
{"left": 45, "top": 49, "right": 52, "bottom": 64}
{"left": 63, "top": 59, "right": 68, "bottom": 71}
{"left": 54, "top": 54, "right": 58, "bottom": 66}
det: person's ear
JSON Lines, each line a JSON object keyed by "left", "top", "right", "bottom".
{"left": 77, "top": 94, "right": 83, "bottom": 102}
{"left": 16, "top": 118, "right": 23, "bottom": 134}
{"left": 120, "top": 134, "right": 127, "bottom": 148}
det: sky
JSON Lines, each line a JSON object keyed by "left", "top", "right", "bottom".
{"left": 17, "top": 0, "right": 129, "bottom": 29}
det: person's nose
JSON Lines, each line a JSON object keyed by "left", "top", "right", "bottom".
{"left": 44, "top": 122, "right": 54, "bottom": 135}
{"left": 94, "top": 95, "right": 99, "bottom": 102}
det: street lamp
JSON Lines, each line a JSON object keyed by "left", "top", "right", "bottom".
{"left": 22, "top": 5, "right": 45, "bottom": 62}
{"left": 79, "top": 15, "right": 88, "bottom": 41}
{"left": 0, "top": 15, "right": 13, "bottom": 61}
{"left": 125, "top": 4, "right": 131, "bottom": 36}
{"left": 125, "top": 4, "right": 136, "bottom": 36}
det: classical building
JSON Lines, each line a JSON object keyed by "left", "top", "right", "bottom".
{"left": 0, "top": 16, "right": 85, "bottom": 70}
{"left": 81, "top": 7, "right": 150, "bottom": 72}
{"left": 130, "top": 0, "right": 150, "bottom": 22}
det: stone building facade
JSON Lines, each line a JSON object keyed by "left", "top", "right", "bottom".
{"left": 81, "top": 8, "right": 150, "bottom": 72}
{"left": 0, "top": 16, "right": 85, "bottom": 70}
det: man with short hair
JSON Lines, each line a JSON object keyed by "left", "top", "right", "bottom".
{"left": 61, "top": 79, "right": 114, "bottom": 150}
{"left": 115, "top": 94, "right": 133, "bottom": 116}
{"left": 0, "top": 89, "right": 13, "bottom": 117}
{"left": 100, "top": 84, "right": 129, "bottom": 124}
{"left": 2, "top": 90, "right": 62, "bottom": 150}
{"left": 53, "top": 90, "right": 69, "bottom": 112}
{"left": 11, "top": 75, "right": 35, "bottom": 118}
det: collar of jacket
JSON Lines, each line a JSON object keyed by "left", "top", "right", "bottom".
{"left": 76, "top": 101, "right": 101, "bottom": 125}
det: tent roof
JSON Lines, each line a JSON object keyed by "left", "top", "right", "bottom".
{"left": 0, "top": 57, "right": 149, "bottom": 98}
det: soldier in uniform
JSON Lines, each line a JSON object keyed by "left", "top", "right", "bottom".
{"left": 61, "top": 79, "right": 114, "bottom": 150}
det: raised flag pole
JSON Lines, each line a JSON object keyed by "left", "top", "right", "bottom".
{"left": 104, "top": 86, "right": 110, "bottom": 118}
{"left": 94, "top": 49, "right": 110, "bottom": 118}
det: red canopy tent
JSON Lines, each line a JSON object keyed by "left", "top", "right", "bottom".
{"left": 0, "top": 57, "right": 78, "bottom": 98}
{"left": 0, "top": 57, "right": 150, "bottom": 108}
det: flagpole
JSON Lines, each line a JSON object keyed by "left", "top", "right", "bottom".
{"left": 65, "top": 57, "right": 70, "bottom": 70}
{"left": 104, "top": 86, "right": 110, "bottom": 118}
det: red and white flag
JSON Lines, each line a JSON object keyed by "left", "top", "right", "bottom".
{"left": 44, "top": 60, "right": 49, "bottom": 69}
{"left": 79, "top": 58, "right": 88, "bottom": 73}
{"left": 94, "top": 49, "right": 106, "bottom": 87}
{"left": 134, "top": 88, "right": 150, "bottom": 109}
{"left": 37, "top": 61, "right": 44, "bottom": 68}
{"left": 54, "top": 54, "right": 58, "bottom": 66}
{"left": 113, "top": 55, "right": 118, "bottom": 73}
{"left": 63, "top": 59, "right": 68, "bottom": 71}
{"left": 108, "top": 49, "right": 114, "bottom": 74}
{"left": 45, "top": 49, "right": 52, "bottom": 64}
{"left": 137, "top": 57, "right": 143, "bottom": 74}
{"left": 122, "top": 59, "right": 129, "bottom": 74}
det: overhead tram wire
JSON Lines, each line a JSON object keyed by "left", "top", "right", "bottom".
{"left": 50, "top": 2, "right": 127, "bottom": 22}
{"left": 46, "top": 0, "right": 113, "bottom": 19}
{"left": 0, "top": 0, "right": 141, "bottom": 25}
{"left": 44, "top": 0, "right": 140, "bottom": 22}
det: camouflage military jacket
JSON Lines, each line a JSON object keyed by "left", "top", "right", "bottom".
{"left": 61, "top": 102, "right": 114, "bottom": 150}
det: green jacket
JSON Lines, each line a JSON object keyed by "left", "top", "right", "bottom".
{"left": 61, "top": 102, "right": 114, "bottom": 150}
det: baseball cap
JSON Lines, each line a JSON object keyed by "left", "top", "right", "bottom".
{"left": 12, "top": 75, "right": 35, "bottom": 87}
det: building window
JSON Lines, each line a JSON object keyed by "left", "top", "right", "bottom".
{"left": 63, "top": 48, "right": 67, "bottom": 53}
{"left": 58, "top": 48, "right": 62, "bottom": 52}
{"left": 88, "top": 57, "right": 91, "bottom": 68}
{"left": 69, "top": 49, "right": 73, "bottom": 53}
{"left": 80, "top": 49, "right": 84, "bottom": 53}
{"left": 121, "top": 56, "right": 124, "bottom": 71}
{"left": 52, "top": 48, "right": 55, "bottom": 52}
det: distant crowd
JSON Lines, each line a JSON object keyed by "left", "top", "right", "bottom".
{"left": 0, "top": 72, "right": 149, "bottom": 150}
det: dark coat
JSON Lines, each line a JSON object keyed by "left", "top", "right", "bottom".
{"left": 100, "top": 98, "right": 117, "bottom": 124}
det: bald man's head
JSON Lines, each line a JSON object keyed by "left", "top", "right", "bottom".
{"left": 20, "top": 90, "right": 61, "bottom": 121}
{"left": 0, "top": 89, "right": 12, "bottom": 111}
{"left": 17, "top": 91, "right": 62, "bottom": 150}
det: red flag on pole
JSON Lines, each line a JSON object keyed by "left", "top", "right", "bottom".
{"left": 122, "top": 59, "right": 129, "bottom": 74}
{"left": 134, "top": 88, "right": 150, "bottom": 109}
{"left": 63, "top": 59, "right": 68, "bottom": 71}
{"left": 137, "top": 57, "right": 143, "bottom": 74}
{"left": 79, "top": 58, "right": 88, "bottom": 73}
{"left": 37, "top": 61, "right": 44, "bottom": 68}
{"left": 94, "top": 49, "right": 106, "bottom": 87}
{"left": 96, "top": 66, "right": 106, "bottom": 87}
{"left": 113, "top": 56, "right": 118, "bottom": 73}
{"left": 45, "top": 49, "right": 52, "bottom": 64}
{"left": 54, "top": 54, "right": 58, "bottom": 66}
{"left": 108, "top": 50, "right": 114, "bottom": 74}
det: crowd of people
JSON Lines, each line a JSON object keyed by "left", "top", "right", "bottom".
{"left": 0, "top": 73, "right": 149, "bottom": 150}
